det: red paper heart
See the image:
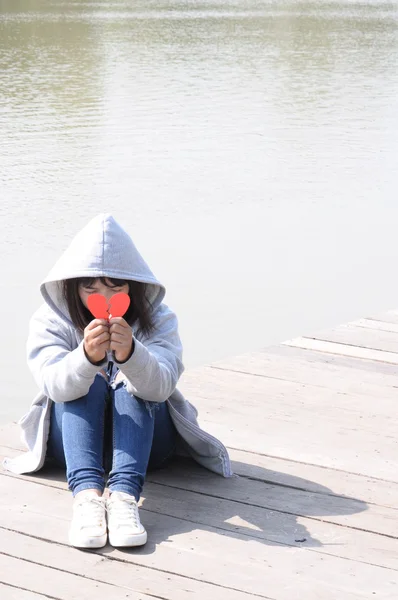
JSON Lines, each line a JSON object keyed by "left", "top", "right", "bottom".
{"left": 87, "top": 293, "right": 130, "bottom": 320}
{"left": 109, "top": 292, "right": 131, "bottom": 318}
{"left": 87, "top": 294, "right": 109, "bottom": 319}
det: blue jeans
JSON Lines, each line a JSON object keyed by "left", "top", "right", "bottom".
{"left": 46, "top": 371, "right": 178, "bottom": 500}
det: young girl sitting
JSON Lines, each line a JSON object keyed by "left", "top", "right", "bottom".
{"left": 3, "top": 213, "right": 232, "bottom": 549}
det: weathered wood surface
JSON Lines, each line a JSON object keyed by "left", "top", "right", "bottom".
{"left": 1, "top": 309, "right": 397, "bottom": 599}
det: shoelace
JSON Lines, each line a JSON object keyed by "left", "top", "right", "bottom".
{"left": 108, "top": 497, "right": 139, "bottom": 527}
{"left": 75, "top": 497, "right": 106, "bottom": 528}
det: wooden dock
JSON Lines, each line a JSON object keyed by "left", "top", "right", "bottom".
{"left": 1, "top": 309, "right": 397, "bottom": 599}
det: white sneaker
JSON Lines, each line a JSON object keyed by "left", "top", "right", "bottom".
{"left": 107, "top": 492, "right": 147, "bottom": 547}
{"left": 69, "top": 495, "right": 107, "bottom": 549}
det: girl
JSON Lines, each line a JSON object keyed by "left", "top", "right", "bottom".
{"left": 3, "top": 213, "right": 232, "bottom": 549}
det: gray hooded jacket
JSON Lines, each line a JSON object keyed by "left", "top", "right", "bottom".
{"left": 3, "top": 214, "right": 232, "bottom": 478}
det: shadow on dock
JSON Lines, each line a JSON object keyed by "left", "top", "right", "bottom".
{"left": 32, "top": 455, "right": 368, "bottom": 554}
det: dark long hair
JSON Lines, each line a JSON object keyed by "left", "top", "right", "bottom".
{"left": 62, "top": 277, "right": 155, "bottom": 337}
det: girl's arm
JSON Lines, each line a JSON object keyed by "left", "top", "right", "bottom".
{"left": 27, "top": 305, "right": 105, "bottom": 403}
{"left": 116, "top": 303, "right": 184, "bottom": 403}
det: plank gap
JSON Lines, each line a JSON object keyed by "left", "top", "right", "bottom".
{"left": 210, "top": 364, "right": 398, "bottom": 393}
{"left": 284, "top": 338, "right": 398, "bottom": 364}
{"left": 0, "top": 581, "right": 62, "bottom": 600}
{"left": 303, "top": 336, "right": 398, "bottom": 355}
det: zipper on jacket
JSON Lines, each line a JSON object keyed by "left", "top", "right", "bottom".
{"left": 103, "top": 360, "right": 114, "bottom": 471}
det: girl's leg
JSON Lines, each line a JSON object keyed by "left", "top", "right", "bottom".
{"left": 47, "top": 373, "right": 108, "bottom": 496}
{"left": 106, "top": 383, "right": 177, "bottom": 548}
{"left": 107, "top": 383, "right": 155, "bottom": 499}
{"left": 108, "top": 383, "right": 178, "bottom": 498}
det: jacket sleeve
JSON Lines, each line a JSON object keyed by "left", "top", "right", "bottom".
{"left": 26, "top": 306, "right": 104, "bottom": 403}
{"left": 116, "top": 303, "right": 184, "bottom": 403}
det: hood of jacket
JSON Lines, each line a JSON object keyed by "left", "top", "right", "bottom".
{"left": 40, "top": 213, "right": 165, "bottom": 326}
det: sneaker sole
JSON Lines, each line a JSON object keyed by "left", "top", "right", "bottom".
{"left": 69, "top": 531, "right": 107, "bottom": 549}
{"left": 108, "top": 530, "right": 147, "bottom": 547}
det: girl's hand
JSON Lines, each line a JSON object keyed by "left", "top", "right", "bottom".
{"left": 109, "top": 317, "right": 134, "bottom": 363}
{"left": 83, "top": 319, "right": 110, "bottom": 364}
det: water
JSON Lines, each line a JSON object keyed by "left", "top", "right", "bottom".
{"left": 1, "top": 0, "right": 398, "bottom": 422}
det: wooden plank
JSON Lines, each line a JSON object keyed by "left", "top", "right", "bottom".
{"left": 0, "top": 583, "right": 52, "bottom": 600}
{"left": 0, "top": 554, "right": 152, "bottom": 600}
{"left": 0, "top": 528, "right": 255, "bottom": 600}
{"left": 0, "top": 422, "right": 23, "bottom": 450}
{"left": 227, "top": 447, "right": 398, "bottom": 510}
{"left": 0, "top": 477, "right": 397, "bottom": 599}
{"left": 283, "top": 336, "right": 398, "bottom": 364}
{"left": 265, "top": 343, "right": 398, "bottom": 376}
{"left": 365, "top": 310, "right": 398, "bottom": 325}
{"left": 212, "top": 345, "right": 398, "bottom": 395}
{"left": 302, "top": 324, "right": 398, "bottom": 354}
{"left": 356, "top": 319, "right": 398, "bottom": 333}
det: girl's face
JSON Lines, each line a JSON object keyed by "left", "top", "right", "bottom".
{"left": 78, "top": 277, "right": 130, "bottom": 310}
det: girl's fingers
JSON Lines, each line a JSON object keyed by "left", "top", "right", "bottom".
{"left": 85, "top": 319, "right": 131, "bottom": 360}
{"left": 110, "top": 341, "right": 129, "bottom": 352}
{"left": 90, "top": 326, "right": 110, "bottom": 339}
{"left": 111, "top": 334, "right": 133, "bottom": 346}
{"left": 109, "top": 326, "right": 130, "bottom": 340}
{"left": 109, "top": 329, "right": 129, "bottom": 341}
{"left": 93, "top": 331, "right": 110, "bottom": 344}
{"left": 86, "top": 318, "right": 109, "bottom": 330}
{"left": 110, "top": 339, "right": 132, "bottom": 353}
{"left": 109, "top": 330, "right": 131, "bottom": 343}
{"left": 109, "top": 317, "right": 129, "bottom": 329}
{"left": 86, "top": 332, "right": 110, "bottom": 351}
